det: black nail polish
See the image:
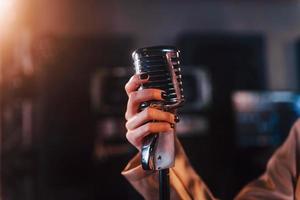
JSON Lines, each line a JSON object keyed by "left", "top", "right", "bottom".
{"left": 174, "top": 115, "right": 180, "bottom": 123}
{"left": 170, "top": 123, "right": 175, "bottom": 129}
{"left": 139, "top": 73, "right": 148, "bottom": 80}
{"left": 161, "top": 92, "right": 167, "bottom": 100}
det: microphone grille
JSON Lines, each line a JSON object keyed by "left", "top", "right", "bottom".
{"left": 132, "top": 46, "right": 184, "bottom": 107}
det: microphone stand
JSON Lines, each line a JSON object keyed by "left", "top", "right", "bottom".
{"left": 159, "top": 168, "right": 170, "bottom": 200}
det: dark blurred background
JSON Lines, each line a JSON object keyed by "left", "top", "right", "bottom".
{"left": 1, "top": 0, "right": 300, "bottom": 199}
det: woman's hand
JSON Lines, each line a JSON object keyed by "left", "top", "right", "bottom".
{"left": 124, "top": 74, "right": 176, "bottom": 150}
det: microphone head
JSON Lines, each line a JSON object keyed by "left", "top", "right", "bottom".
{"left": 132, "top": 46, "right": 185, "bottom": 109}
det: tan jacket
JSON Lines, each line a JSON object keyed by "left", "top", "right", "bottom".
{"left": 122, "top": 119, "right": 300, "bottom": 200}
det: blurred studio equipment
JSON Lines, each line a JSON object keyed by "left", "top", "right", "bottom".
{"left": 233, "top": 91, "right": 300, "bottom": 148}
{"left": 33, "top": 35, "right": 135, "bottom": 200}
{"left": 0, "top": 30, "right": 36, "bottom": 200}
{"left": 177, "top": 33, "right": 266, "bottom": 198}
{"left": 176, "top": 67, "right": 212, "bottom": 136}
{"left": 1, "top": 34, "right": 137, "bottom": 200}
{"left": 90, "top": 67, "right": 133, "bottom": 159}
{"left": 232, "top": 91, "right": 300, "bottom": 188}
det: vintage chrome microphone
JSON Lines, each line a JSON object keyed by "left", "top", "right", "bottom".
{"left": 132, "top": 46, "right": 185, "bottom": 200}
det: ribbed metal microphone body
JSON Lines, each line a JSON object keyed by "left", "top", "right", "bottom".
{"left": 132, "top": 46, "right": 184, "bottom": 171}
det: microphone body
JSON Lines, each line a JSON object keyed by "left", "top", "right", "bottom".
{"left": 132, "top": 46, "right": 184, "bottom": 171}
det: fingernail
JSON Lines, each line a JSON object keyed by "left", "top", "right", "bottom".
{"left": 174, "top": 115, "right": 180, "bottom": 123}
{"left": 139, "top": 73, "right": 148, "bottom": 80}
{"left": 161, "top": 92, "right": 167, "bottom": 100}
{"left": 170, "top": 123, "right": 175, "bottom": 129}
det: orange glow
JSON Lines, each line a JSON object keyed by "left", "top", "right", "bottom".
{"left": 0, "top": 0, "right": 14, "bottom": 17}
{"left": 0, "top": 0, "right": 16, "bottom": 32}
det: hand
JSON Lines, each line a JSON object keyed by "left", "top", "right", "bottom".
{"left": 124, "top": 74, "right": 176, "bottom": 150}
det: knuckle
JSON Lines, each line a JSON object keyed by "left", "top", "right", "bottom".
{"left": 124, "top": 112, "right": 129, "bottom": 120}
{"left": 160, "top": 122, "right": 170, "bottom": 130}
{"left": 125, "top": 131, "right": 131, "bottom": 141}
{"left": 150, "top": 90, "right": 157, "bottom": 99}
{"left": 166, "top": 122, "right": 172, "bottom": 129}
{"left": 126, "top": 131, "right": 136, "bottom": 144}
{"left": 143, "top": 123, "right": 152, "bottom": 133}
{"left": 124, "top": 77, "right": 134, "bottom": 91}
{"left": 125, "top": 121, "right": 130, "bottom": 130}
{"left": 130, "top": 134, "right": 138, "bottom": 145}
{"left": 129, "top": 91, "right": 138, "bottom": 101}
{"left": 145, "top": 107, "right": 154, "bottom": 119}
{"left": 124, "top": 83, "right": 129, "bottom": 92}
{"left": 169, "top": 113, "right": 174, "bottom": 122}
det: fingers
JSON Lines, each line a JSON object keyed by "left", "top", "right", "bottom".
{"left": 126, "top": 107, "right": 175, "bottom": 131}
{"left": 125, "top": 73, "right": 149, "bottom": 95}
{"left": 126, "top": 122, "right": 174, "bottom": 149}
{"left": 124, "top": 74, "right": 175, "bottom": 151}
{"left": 125, "top": 88, "right": 166, "bottom": 120}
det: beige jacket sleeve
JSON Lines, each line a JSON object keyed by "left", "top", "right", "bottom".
{"left": 122, "top": 120, "right": 300, "bottom": 200}
{"left": 235, "top": 119, "right": 300, "bottom": 200}
{"left": 121, "top": 137, "right": 216, "bottom": 200}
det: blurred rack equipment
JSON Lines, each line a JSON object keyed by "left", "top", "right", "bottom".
{"left": 177, "top": 33, "right": 266, "bottom": 199}
{"left": 0, "top": 35, "right": 138, "bottom": 200}
{"left": 32, "top": 35, "right": 136, "bottom": 200}
{"left": 176, "top": 66, "right": 212, "bottom": 136}
{"left": 232, "top": 91, "right": 300, "bottom": 189}
{"left": 90, "top": 67, "right": 133, "bottom": 159}
{"left": 0, "top": 31, "right": 37, "bottom": 200}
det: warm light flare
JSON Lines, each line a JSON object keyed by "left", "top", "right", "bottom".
{"left": 0, "top": 0, "right": 14, "bottom": 17}
{"left": 0, "top": 0, "right": 16, "bottom": 29}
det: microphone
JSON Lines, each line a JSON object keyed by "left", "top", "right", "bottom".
{"left": 132, "top": 46, "right": 185, "bottom": 171}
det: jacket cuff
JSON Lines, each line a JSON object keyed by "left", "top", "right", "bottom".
{"left": 121, "top": 152, "right": 156, "bottom": 181}
{"left": 122, "top": 138, "right": 216, "bottom": 200}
